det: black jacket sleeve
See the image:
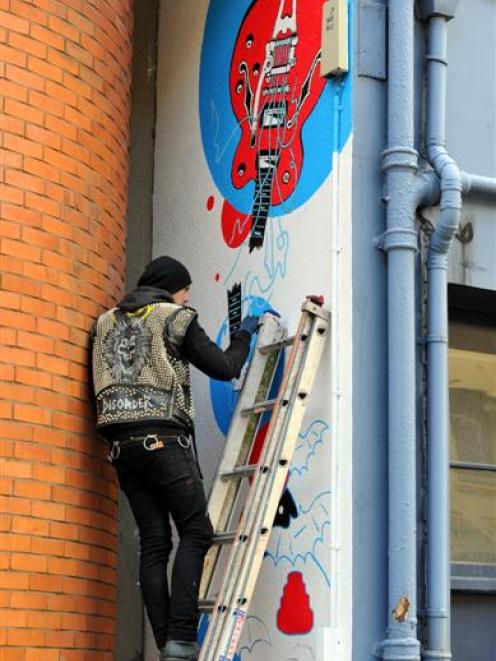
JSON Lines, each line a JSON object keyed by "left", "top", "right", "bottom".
{"left": 181, "top": 317, "right": 251, "bottom": 381}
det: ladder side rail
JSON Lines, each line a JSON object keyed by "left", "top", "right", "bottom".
{"left": 200, "top": 316, "right": 285, "bottom": 600}
{"left": 200, "top": 310, "right": 315, "bottom": 659}
{"left": 224, "top": 312, "right": 331, "bottom": 636}
{"left": 206, "top": 314, "right": 286, "bottom": 531}
{"left": 205, "top": 309, "right": 330, "bottom": 660}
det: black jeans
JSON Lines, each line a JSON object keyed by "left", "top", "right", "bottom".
{"left": 112, "top": 435, "right": 213, "bottom": 648}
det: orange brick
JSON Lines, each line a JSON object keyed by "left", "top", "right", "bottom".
{"left": 1, "top": 203, "right": 43, "bottom": 226}
{"left": 1, "top": 79, "right": 28, "bottom": 103}
{"left": 37, "top": 316, "right": 69, "bottom": 340}
{"left": 31, "top": 464, "right": 65, "bottom": 485}
{"left": 0, "top": 420, "right": 33, "bottom": 442}
{"left": 25, "top": 651, "right": 60, "bottom": 661}
{"left": 26, "top": 610, "right": 62, "bottom": 630}
{"left": 0, "top": 495, "right": 31, "bottom": 516}
{"left": 0, "top": 290, "right": 21, "bottom": 310}
{"left": 0, "top": 459, "right": 31, "bottom": 479}
{"left": 45, "top": 79, "right": 77, "bottom": 107}
{"left": 22, "top": 226, "right": 60, "bottom": 251}
{"left": 29, "top": 572, "right": 62, "bottom": 592}
{"left": 49, "top": 14, "right": 79, "bottom": 42}
{"left": 0, "top": 401, "right": 13, "bottom": 419}
{"left": 1, "top": 273, "right": 41, "bottom": 297}
{"left": 4, "top": 98, "right": 44, "bottom": 127}
{"left": 0, "top": 10, "right": 30, "bottom": 35}
{"left": 0, "top": 383, "right": 34, "bottom": 404}
{"left": 7, "top": 627, "right": 46, "bottom": 647}
{"left": 11, "top": 515, "right": 49, "bottom": 536}
{"left": 0, "top": 309, "right": 36, "bottom": 332}
{"left": 15, "top": 366, "right": 51, "bottom": 389}
{"left": 0, "top": 326, "right": 16, "bottom": 345}
{"left": 0, "top": 608, "right": 27, "bottom": 627}
{"left": 10, "top": 588, "right": 48, "bottom": 609}
{"left": 34, "top": 389, "right": 69, "bottom": 412}
{"left": 25, "top": 123, "right": 61, "bottom": 150}
{"left": 49, "top": 520, "right": 78, "bottom": 541}
{"left": 5, "top": 168, "right": 45, "bottom": 194}
{"left": 25, "top": 190, "right": 61, "bottom": 218}
{"left": 8, "top": 30, "right": 47, "bottom": 59}
{"left": 0, "top": 346, "right": 35, "bottom": 367}
{"left": 14, "top": 479, "right": 51, "bottom": 501}
{"left": 4, "top": 63, "right": 46, "bottom": 93}
{"left": 30, "top": 22, "right": 65, "bottom": 52}
{"left": 0, "top": 477, "right": 13, "bottom": 495}
{"left": 20, "top": 294, "right": 56, "bottom": 318}
{"left": 31, "top": 500, "right": 65, "bottom": 522}
{"left": 45, "top": 630, "right": 76, "bottom": 647}
{"left": 17, "top": 331, "right": 55, "bottom": 353}
{"left": 32, "top": 0, "right": 67, "bottom": 19}
{"left": 14, "top": 403, "right": 51, "bottom": 425}
{"left": 10, "top": 1, "right": 49, "bottom": 27}
{"left": 46, "top": 46, "right": 79, "bottom": 76}
{"left": 41, "top": 249, "right": 72, "bottom": 274}
{"left": 10, "top": 551, "right": 48, "bottom": 573}
{"left": 31, "top": 535, "right": 65, "bottom": 555}
{"left": 14, "top": 441, "right": 51, "bottom": 463}
{"left": 0, "top": 531, "right": 31, "bottom": 553}
{"left": 0, "top": 42, "right": 27, "bottom": 68}
{"left": 0, "top": 183, "right": 24, "bottom": 205}
{"left": 28, "top": 55, "right": 63, "bottom": 83}
{"left": 31, "top": 425, "right": 66, "bottom": 448}
{"left": 29, "top": 89, "right": 65, "bottom": 119}
{"left": 46, "top": 593, "right": 76, "bottom": 612}
{"left": 44, "top": 147, "right": 76, "bottom": 174}
{"left": 24, "top": 157, "right": 59, "bottom": 183}
{"left": 0, "top": 220, "right": 22, "bottom": 244}
{"left": 0, "top": 113, "right": 25, "bottom": 136}
{"left": 0, "top": 439, "right": 14, "bottom": 457}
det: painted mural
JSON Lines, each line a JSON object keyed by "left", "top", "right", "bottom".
{"left": 194, "top": 1, "right": 350, "bottom": 659}
{"left": 152, "top": 0, "right": 352, "bottom": 657}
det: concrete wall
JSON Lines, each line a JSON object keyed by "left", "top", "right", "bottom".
{"left": 151, "top": 1, "right": 354, "bottom": 658}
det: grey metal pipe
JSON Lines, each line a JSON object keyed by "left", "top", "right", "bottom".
{"left": 423, "top": 10, "right": 462, "bottom": 661}
{"left": 379, "top": 2, "right": 422, "bottom": 659}
{"left": 461, "top": 172, "right": 496, "bottom": 201}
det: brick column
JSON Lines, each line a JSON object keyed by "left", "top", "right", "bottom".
{"left": 0, "top": 2, "right": 133, "bottom": 658}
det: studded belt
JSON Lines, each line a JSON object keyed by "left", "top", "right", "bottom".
{"left": 107, "top": 433, "right": 192, "bottom": 462}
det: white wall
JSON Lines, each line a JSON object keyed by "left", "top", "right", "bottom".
{"left": 151, "top": 1, "right": 354, "bottom": 659}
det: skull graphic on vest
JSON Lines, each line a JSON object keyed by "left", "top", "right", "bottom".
{"left": 103, "top": 313, "right": 152, "bottom": 382}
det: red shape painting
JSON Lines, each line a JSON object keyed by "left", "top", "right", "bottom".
{"left": 277, "top": 571, "right": 314, "bottom": 635}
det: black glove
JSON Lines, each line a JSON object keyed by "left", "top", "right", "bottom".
{"left": 238, "top": 315, "right": 260, "bottom": 335}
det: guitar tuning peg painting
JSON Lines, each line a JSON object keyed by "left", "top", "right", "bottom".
{"left": 200, "top": 0, "right": 352, "bottom": 252}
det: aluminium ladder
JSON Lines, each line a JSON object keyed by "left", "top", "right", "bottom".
{"left": 198, "top": 296, "right": 330, "bottom": 661}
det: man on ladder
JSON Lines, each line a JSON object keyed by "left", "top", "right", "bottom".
{"left": 90, "top": 255, "right": 260, "bottom": 661}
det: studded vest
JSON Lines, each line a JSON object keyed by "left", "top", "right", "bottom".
{"left": 92, "top": 303, "right": 197, "bottom": 429}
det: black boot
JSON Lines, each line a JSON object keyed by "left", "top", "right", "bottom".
{"left": 160, "top": 640, "right": 199, "bottom": 660}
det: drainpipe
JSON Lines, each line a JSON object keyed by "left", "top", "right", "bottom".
{"left": 417, "top": 1, "right": 461, "bottom": 659}
{"left": 378, "top": 1, "right": 422, "bottom": 659}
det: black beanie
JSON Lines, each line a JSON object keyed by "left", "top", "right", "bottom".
{"left": 137, "top": 256, "right": 192, "bottom": 294}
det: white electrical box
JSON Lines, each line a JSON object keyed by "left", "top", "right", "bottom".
{"left": 321, "top": 0, "right": 349, "bottom": 77}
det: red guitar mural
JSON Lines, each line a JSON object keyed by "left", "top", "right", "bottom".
{"left": 229, "top": 0, "right": 326, "bottom": 251}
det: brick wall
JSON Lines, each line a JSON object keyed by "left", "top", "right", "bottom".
{"left": 0, "top": 1, "right": 134, "bottom": 658}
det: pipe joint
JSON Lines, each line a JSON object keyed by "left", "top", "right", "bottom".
{"left": 416, "top": 0, "right": 460, "bottom": 21}
{"left": 427, "top": 251, "right": 448, "bottom": 269}
{"left": 383, "top": 147, "right": 419, "bottom": 173}
{"left": 379, "top": 637, "right": 421, "bottom": 661}
{"left": 422, "top": 652, "right": 453, "bottom": 660}
{"left": 376, "top": 228, "right": 419, "bottom": 253}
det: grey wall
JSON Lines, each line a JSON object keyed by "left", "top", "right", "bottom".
{"left": 117, "top": 1, "right": 159, "bottom": 659}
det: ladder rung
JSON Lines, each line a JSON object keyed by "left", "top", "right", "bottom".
{"left": 241, "top": 399, "right": 276, "bottom": 416}
{"left": 199, "top": 599, "right": 215, "bottom": 612}
{"left": 212, "top": 531, "right": 237, "bottom": 545}
{"left": 258, "top": 335, "right": 295, "bottom": 354}
{"left": 221, "top": 464, "right": 258, "bottom": 480}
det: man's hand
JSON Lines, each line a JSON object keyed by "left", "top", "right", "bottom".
{"left": 239, "top": 315, "right": 260, "bottom": 335}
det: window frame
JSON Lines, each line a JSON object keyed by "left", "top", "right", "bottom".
{"left": 448, "top": 284, "right": 496, "bottom": 595}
